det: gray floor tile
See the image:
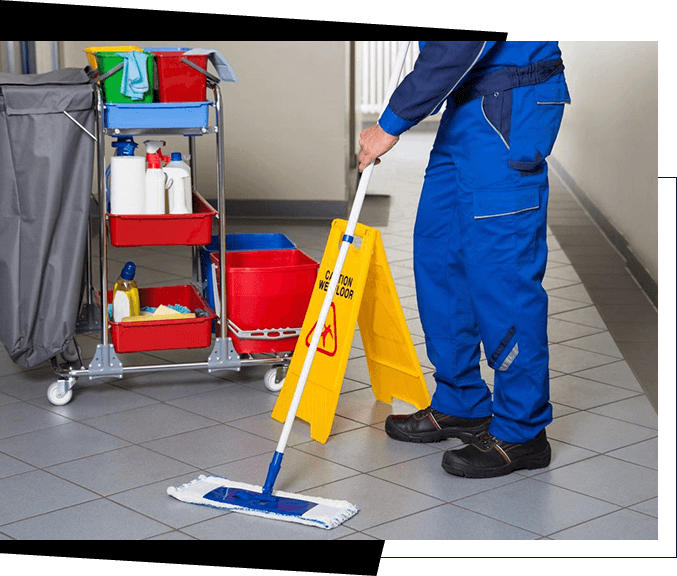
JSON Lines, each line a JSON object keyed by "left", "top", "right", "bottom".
{"left": 546, "top": 411, "right": 657, "bottom": 453}
{"left": 548, "top": 343, "right": 619, "bottom": 374}
{"left": 166, "top": 385, "right": 278, "bottom": 423}
{"left": 0, "top": 452, "right": 35, "bottom": 479}
{"left": 297, "top": 426, "right": 438, "bottom": 473}
{"left": 0, "top": 470, "right": 97, "bottom": 526}
{"left": 2, "top": 498, "right": 169, "bottom": 540}
{"left": 115, "top": 369, "right": 235, "bottom": 401}
{"left": 550, "top": 305, "right": 608, "bottom": 330}
{"left": 533, "top": 455, "right": 658, "bottom": 507}
{"left": 369, "top": 451, "right": 520, "bottom": 502}
{"left": 589, "top": 395, "right": 658, "bottom": 429}
{"left": 630, "top": 497, "right": 658, "bottom": 518}
{"left": 453, "top": 477, "right": 619, "bottom": 536}
{"left": 573, "top": 360, "right": 643, "bottom": 391}
{"left": 606, "top": 438, "right": 658, "bottom": 470}
{"left": 36, "top": 382, "right": 158, "bottom": 420}
{"left": 110, "top": 472, "right": 225, "bottom": 529}
{"left": 0, "top": 402, "right": 71, "bottom": 440}
{"left": 46, "top": 445, "right": 197, "bottom": 496}
{"left": 226, "top": 411, "right": 363, "bottom": 446}
{"left": 549, "top": 508, "right": 658, "bottom": 540}
{"left": 563, "top": 331, "right": 624, "bottom": 358}
{"left": 0, "top": 422, "right": 130, "bottom": 468}
{"left": 141, "top": 424, "right": 277, "bottom": 470}
{"left": 83, "top": 403, "right": 219, "bottom": 444}
{"left": 364, "top": 503, "right": 538, "bottom": 540}
{"left": 0, "top": 366, "right": 62, "bottom": 401}
{"left": 549, "top": 374, "right": 639, "bottom": 410}
{"left": 207, "top": 447, "right": 361, "bottom": 495}
{"left": 301, "top": 473, "right": 443, "bottom": 532}
{"left": 336, "top": 386, "right": 423, "bottom": 426}
{"left": 547, "top": 317, "right": 605, "bottom": 343}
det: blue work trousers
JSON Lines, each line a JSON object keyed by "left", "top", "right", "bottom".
{"left": 413, "top": 80, "right": 566, "bottom": 444}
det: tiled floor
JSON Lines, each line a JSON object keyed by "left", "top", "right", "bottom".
{"left": 0, "top": 130, "right": 658, "bottom": 541}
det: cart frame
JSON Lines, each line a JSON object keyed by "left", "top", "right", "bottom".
{"left": 48, "top": 79, "right": 289, "bottom": 405}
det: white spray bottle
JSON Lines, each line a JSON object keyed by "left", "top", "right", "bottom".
{"left": 143, "top": 140, "right": 170, "bottom": 214}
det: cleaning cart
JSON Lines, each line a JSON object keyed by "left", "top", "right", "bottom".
{"left": 46, "top": 47, "right": 317, "bottom": 405}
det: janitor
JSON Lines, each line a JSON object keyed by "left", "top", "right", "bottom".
{"left": 358, "top": 41, "right": 570, "bottom": 478}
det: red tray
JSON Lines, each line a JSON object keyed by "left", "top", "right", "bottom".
{"left": 108, "top": 193, "right": 216, "bottom": 247}
{"left": 108, "top": 285, "right": 216, "bottom": 353}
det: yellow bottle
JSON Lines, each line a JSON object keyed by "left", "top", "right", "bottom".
{"left": 112, "top": 261, "right": 140, "bottom": 322}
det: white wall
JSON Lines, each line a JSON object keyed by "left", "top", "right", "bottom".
{"left": 554, "top": 41, "right": 658, "bottom": 282}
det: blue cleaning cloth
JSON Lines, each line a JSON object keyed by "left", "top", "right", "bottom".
{"left": 117, "top": 51, "right": 149, "bottom": 100}
{"left": 184, "top": 48, "right": 238, "bottom": 83}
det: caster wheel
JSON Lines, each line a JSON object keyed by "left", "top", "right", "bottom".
{"left": 61, "top": 341, "right": 82, "bottom": 364}
{"left": 264, "top": 368, "right": 285, "bottom": 393}
{"left": 47, "top": 380, "right": 74, "bottom": 406}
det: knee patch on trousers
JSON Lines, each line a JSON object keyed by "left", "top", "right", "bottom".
{"left": 487, "top": 326, "right": 519, "bottom": 372}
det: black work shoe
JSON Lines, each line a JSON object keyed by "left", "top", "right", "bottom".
{"left": 442, "top": 430, "right": 551, "bottom": 478}
{"left": 385, "top": 407, "right": 492, "bottom": 444}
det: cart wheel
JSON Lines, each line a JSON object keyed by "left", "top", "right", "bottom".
{"left": 264, "top": 368, "right": 285, "bottom": 393}
{"left": 47, "top": 380, "right": 74, "bottom": 406}
{"left": 61, "top": 340, "right": 82, "bottom": 364}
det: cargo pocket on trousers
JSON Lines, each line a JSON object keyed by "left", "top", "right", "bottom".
{"left": 469, "top": 187, "right": 540, "bottom": 264}
{"left": 473, "top": 187, "right": 539, "bottom": 220}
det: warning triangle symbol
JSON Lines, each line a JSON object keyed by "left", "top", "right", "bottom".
{"left": 305, "top": 301, "right": 338, "bottom": 357}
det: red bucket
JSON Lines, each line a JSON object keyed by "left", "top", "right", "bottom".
{"left": 211, "top": 249, "right": 319, "bottom": 354}
{"left": 152, "top": 50, "right": 209, "bottom": 102}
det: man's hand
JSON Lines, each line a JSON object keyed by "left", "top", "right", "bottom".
{"left": 358, "top": 124, "right": 399, "bottom": 172}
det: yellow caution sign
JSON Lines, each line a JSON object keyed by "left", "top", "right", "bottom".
{"left": 271, "top": 219, "right": 430, "bottom": 444}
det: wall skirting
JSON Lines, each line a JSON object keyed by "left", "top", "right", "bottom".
{"left": 549, "top": 157, "right": 658, "bottom": 308}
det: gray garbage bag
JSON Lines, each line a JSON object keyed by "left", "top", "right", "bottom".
{"left": 0, "top": 69, "right": 95, "bottom": 368}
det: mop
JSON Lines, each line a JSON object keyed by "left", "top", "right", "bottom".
{"left": 167, "top": 41, "right": 412, "bottom": 530}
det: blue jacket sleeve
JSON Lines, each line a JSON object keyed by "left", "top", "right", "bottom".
{"left": 378, "top": 41, "right": 496, "bottom": 137}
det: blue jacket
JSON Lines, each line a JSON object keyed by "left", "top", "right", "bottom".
{"left": 379, "top": 41, "right": 567, "bottom": 136}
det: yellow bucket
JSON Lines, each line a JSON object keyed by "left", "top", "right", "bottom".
{"left": 84, "top": 45, "right": 143, "bottom": 69}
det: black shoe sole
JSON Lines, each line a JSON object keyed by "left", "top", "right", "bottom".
{"left": 441, "top": 444, "right": 552, "bottom": 478}
{"left": 385, "top": 418, "right": 491, "bottom": 445}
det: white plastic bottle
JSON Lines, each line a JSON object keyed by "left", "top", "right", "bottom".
{"left": 144, "top": 154, "right": 166, "bottom": 214}
{"left": 166, "top": 152, "right": 193, "bottom": 213}
{"left": 110, "top": 156, "right": 146, "bottom": 214}
{"left": 164, "top": 164, "right": 190, "bottom": 214}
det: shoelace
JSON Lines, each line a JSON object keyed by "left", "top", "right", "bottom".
{"left": 477, "top": 431, "right": 498, "bottom": 447}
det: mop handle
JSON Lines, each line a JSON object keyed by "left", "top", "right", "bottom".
{"left": 275, "top": 41, "right": 412, "bottom": 454}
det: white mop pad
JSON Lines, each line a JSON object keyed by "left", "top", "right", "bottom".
{"left": 167, "top": 475, "right": 358, "bottom": 530}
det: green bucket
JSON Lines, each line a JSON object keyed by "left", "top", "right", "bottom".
{"left": 96, "top": 51, "right": 155, "bottom": 103}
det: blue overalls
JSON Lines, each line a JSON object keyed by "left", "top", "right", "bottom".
{"left": 379, "top": 42, "right": 571, "bottom": 444}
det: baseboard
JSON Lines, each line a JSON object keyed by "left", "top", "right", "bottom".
{"left": 549, "top": 157, "right": 658, "bottom": 307}
{"left": 209, "top": 199, "right": 348, "bottom": 220}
